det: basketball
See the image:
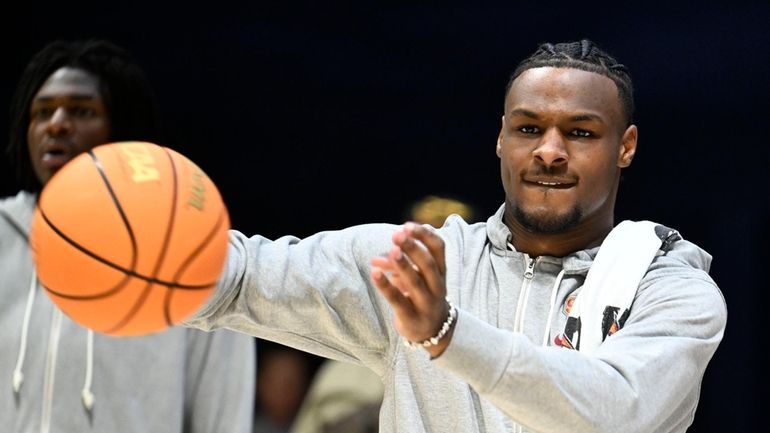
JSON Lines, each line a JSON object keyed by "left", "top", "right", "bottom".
{"left": 29, "top": 141, "right": 230, "bottom": 336}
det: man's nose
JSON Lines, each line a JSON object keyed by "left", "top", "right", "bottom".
{"left": 532, "top": 128, "right": 568, "bottom": 168}
{"left": 46, "top": 107, "right": 72, "bottom": 136}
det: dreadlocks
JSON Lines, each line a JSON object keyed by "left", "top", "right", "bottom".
{"left": 7, "top": 39, "right": 163, "bottom": 191}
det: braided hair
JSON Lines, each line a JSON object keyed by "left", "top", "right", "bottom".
{"left": 7, "top": 39, "right": 163, "bottom": 192}
{"left": 506, "top": 39, "right": 634, "bottom": 126}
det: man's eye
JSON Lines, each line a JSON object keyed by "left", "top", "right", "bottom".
{"left": 518, "top": 126, "right": 539, "bottom": 134}
{"left": 72, "top": 107, "right": 96, "bottom": 117}
{"left": 571, "top": 129, "right": 592, "bottom": 137}
{"left": 32, "top": 108, "right": 53, "bottom": 120}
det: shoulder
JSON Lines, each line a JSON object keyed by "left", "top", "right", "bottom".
{"left": 647, "top": 237, "right": 715, "bottom": 284}
{"left": 436, "top": 214, "right": 488, "bottom": 245}
{"left": 639, "top": 237, "right": 726, "bottom": 328}
{"left": 0, "top": 190, "right": 35, "bottom": 211}
{"left": 0, "top": 191, "right": 36, "bottom": 239}
{"left": 612, "top": 220, "right": 717, "bottom": 287}
{"left": 435, "top": 214, "right": 491, "bottom": 263}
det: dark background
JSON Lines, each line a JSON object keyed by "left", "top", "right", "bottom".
{"left": 2, "top": 2, "right": 768, "bottom": 432}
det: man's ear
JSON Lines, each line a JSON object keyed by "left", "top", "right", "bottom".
{"left": 496, "top": 115, "right": 504, "bottom": 157}
{"left": 618, "top": 124, "right": 637, "bottom": 168}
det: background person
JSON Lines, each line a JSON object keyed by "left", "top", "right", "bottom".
{"left": 0, "top": 39, "right": 255, "bottom": 433}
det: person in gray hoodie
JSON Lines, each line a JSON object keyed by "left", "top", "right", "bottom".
{"left": 0, "top": 39, "right": 255, "bottom": 433}
{"left": 184, "top": 39, "right": 727, "bottom": 433}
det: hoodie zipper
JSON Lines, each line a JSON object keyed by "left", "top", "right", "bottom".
{"left": 514, "top": 255, "right": 538, "bottom": 333}
{"left": 523, "top": 256, "right": 536, "bottom": 279}
{"left": 513, "top": 255, "right": 537, "bottom": 433}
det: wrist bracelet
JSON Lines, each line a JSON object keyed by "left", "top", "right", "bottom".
{"left": 403, "top": 298, "right": 457, "bottom": 349}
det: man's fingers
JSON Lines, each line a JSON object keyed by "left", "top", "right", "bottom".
{"left": 393, "top": 225, "right": 446, "bottom": 298}
{"left": 370, "top": 265, "right": 416, "bottom": 316}
{"left": 386, "top": 244, "right": 438, "bottom": 311}
{"left": 404, "top": 222, "right": 446, "bottom": 275}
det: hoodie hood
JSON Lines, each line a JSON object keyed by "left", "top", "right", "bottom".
{"left": 0, "top": 191, "right": 36, "bottom": 239}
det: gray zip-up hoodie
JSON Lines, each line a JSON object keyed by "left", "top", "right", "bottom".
{"left": 186, "top": 204, "right": 726, "bottom": 433}
{"left": 0, "top": 191, "right": 256, "bottom": 433}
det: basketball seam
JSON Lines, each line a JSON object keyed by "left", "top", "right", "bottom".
{"left": 38, "top": 208, "right": 216, "bottom": 289}
{"left": 163, "top": 206, "right": 227, "bottom": 325}
{"left": 89, "top": 150, "right": 139, "bottom": 273}
{"left": 106, "top": 147, "right": 182, "bottom": 334}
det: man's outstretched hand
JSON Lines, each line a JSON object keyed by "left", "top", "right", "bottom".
{"left": 370, "top": 222, "right": 455, "bottom": 358}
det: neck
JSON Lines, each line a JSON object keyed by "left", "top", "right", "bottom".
{"left": 505, "top": 210, "right": 614, "bottom": 258}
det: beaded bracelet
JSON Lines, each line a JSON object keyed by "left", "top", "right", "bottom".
{"left": 402, "top": 298, "right": 458, "bottom": 349}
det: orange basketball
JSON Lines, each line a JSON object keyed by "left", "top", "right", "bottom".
{"left": 29, "top": 141, "right": 230, "bottom": 336}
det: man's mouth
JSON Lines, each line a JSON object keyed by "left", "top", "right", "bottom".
{"left": 523, "top": 177, "right": 577, "bottom": 189}
{"left": 40, "top": 144, "right": 74, "bottom": 170}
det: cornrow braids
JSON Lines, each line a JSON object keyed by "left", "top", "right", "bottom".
{"left": 505, "top": 39, "right": 634, "bottom": 126}
{"left": 6, "top": 39, "right": 163, "bottom": 192}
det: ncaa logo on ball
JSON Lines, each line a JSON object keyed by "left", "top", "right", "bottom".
{"left": 121, "top": 142, "right": 160, "bottom": 183}
{"left": 187, "top": 163, "right": 206, "bottom": 211}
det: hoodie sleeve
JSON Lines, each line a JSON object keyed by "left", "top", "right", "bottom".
{"left": 432, "top": 247, "right": 727, "bottom": 433}
{"left": 183, "top": 328, "right": 256, "bottom": 433}
{"left": 184, "top": 224, "right": 399, "bottom": 374}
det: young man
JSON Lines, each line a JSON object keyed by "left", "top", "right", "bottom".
{"left": 0, "top": 39, "right": 255, "bottom": 433}
{"left": 186, "top": 39, "right": 726, "bottom": 433}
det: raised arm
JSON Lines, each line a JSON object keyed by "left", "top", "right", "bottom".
{"left": 185, "top": 224, "right": 401, "bottom": 373}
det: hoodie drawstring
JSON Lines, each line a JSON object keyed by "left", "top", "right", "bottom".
{"left": 82, "top": 330, "right": 95, "bottom": 410}
{"left": 11, "top": 271, "right": 96, "bottom": 412}
{"left": 542, "top": 269, "right": 566, "bottom": 347}
{"left": 12, "top": 272, "right": 38, "bottom": 394}
{"left": 41, "top": 309, "right": 63, "bottom": 433}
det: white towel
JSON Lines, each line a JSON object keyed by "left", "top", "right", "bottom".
{"left": 555, "top": 221, "right": 681, "bottom": 355}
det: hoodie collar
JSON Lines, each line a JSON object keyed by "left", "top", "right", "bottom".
{"left": 485, "top": 203, "right": 598, "bottom": 274}
{"left": 484, "top": 203, "right": 712, "bottom": 275}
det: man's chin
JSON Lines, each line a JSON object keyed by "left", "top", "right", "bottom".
{"left": 513, "top": 206, "right": 582, "bottom": 235}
